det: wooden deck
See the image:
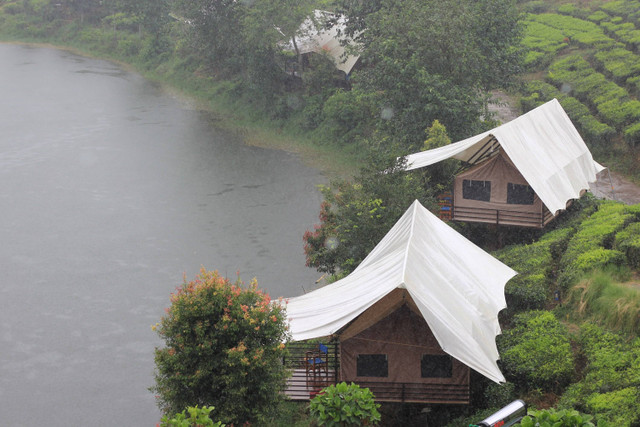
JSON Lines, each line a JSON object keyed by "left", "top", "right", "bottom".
{"left": 283, "top": 369, "right": 469, "bottom": 404}
{"left": 451, "top": 205, "right": 554, "bottom": 228}
{"left": 283, "top": 342, "right": 469, "bottom": 404}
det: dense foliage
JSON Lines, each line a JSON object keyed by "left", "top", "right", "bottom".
{"left": 309, "top": 382, "right": 381, "bottom": 427}
{"left": 335, "top": 0, "right": 523, "bottom": 148}
{"left": 159, "top": 406, "right": 224, "bottom": 427}
{"left": 498, "top": 310, "right": 575, "bottom": 391}
{"left": 518, "top": 407, "right": 606, "bottom": 427}
{"left": 151, "top": 269, "right": 289, "bottom": 425}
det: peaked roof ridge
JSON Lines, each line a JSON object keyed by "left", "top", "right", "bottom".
{"left": 399, "top": 200, "right": 421, "bottom": 287}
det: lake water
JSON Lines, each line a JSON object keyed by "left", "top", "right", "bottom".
{"left": 0, "top": 43, "right": 324, "bottom": 426}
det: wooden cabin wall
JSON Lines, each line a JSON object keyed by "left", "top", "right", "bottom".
{"left": 340, "top": 305, "right": 468, "bottom": 387}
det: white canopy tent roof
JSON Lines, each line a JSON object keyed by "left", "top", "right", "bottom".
{"left": 404, "top": 99, "right": 605, "bottom": 215}
{"left": 286, "top": 200, "right": 517, "bottom": 383}
{"left": 284, "top": 10, "right": 360, "bottom": 75}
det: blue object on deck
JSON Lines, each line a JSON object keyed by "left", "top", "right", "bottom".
{"left": 308, "top": 344, "right": 328, "bottom": 365}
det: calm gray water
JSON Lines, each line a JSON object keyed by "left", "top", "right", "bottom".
{"left": 0, "top": 44, "right": 324, "bottom": 426}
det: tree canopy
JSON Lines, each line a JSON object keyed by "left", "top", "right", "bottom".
{"left": 341, "top": 0, "right": 524, "bottom": 148}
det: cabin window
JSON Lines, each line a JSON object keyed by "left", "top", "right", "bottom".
{"left": 421, "top": 354, "right": 452, "bottom": 378}
{"left": 507, "top": 183, "right": 535, "bottom": 205}
{"left": 462, "top": 180, "right": 491, "bottom": 202}
{"left": 357, "top": 354, "right": 388, "bottom": 377}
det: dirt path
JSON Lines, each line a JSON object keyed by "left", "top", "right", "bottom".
{"left": 489, "top": 91, "right": 640, "bottom": 206}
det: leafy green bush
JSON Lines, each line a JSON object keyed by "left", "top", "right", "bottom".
{"left": 628, "top": 75, "right": 640, "bottom": 95}
{"left": 309, "top": 382, "right": 381, "bottom": 427}
{"left": 545, "top": 54, "right": 640, "bottom": 131}
{"left": 600, "top": 20, "right": 640, "bottom": 50}
{"left": 596, "top": 99, "right": 640, "bottom": 128}
{"left": 573, "top": 248, "right": 625, "bottom": 271}
{"left": 623, "top": 121, "right": 640, "bottom": 147}
{"left": 558, "top": 202, "right": 631, "bottom": 289}
{"left": 483, "top": 381, "right": 516, "bottom": 409}
{"left": 522, "top": 1, "right": 548, "bottom": 14}
{"left": 532, "top": 13, "right": 619, "bottom": 49}
{"left": 504, "top": 274, "right": 548, "bottom": 313}
{"left": 498, "top": 311, "right": 574, "bottom": 391}
{"left": 517, "top": 408, "right": 605, "bottom": 427}
{"left": 159, "top": 406, "right": 224, "bottom": 427}
{"left": 561, "top": 202, "right": 630, "bottom": 267}
{"left": 586, "top": 11, "right": 611, "bottom": 24}
{"left": 593, "top": 48, "right": 640, "bottom": 83}
{"left": 494, "top": 239, "right": 553, "bottom": 277}
{"left": 321, "top": 88, "right": 376, "bottom": 146}
{"left": 559, "top": 324, "right": 640, "bottom": 425}
{"left": 615, "top": 221, "right": 640, "bottom": 267}
{"left": 585, "top": 388, "right": 640, "bottom": 426}
{"left": 558, "top": 4, "right": 592, "bottom": 20}
{"left": 150, "top": 269, "right": 290, "bottom": 425}
{"left": 578, "top": 115, "right": 616, "bottom": 146}
{"left": 521, "top": 19, "right": 568, "bottom": 68}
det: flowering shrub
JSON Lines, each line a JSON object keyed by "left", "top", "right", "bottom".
{"left": 150, "top": 268, "right": 290, "bottom": 425}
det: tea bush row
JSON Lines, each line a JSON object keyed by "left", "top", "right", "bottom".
{"left": 556, "top": 4, "right": 597, "bottom": 21}
{"left": 558, "top": 323, "right": 640, "bottom": 426}
{"left": 531, "top": 13, "right": 620, "bottom": 50}
{"left": 547, "top": 54, "right": 640, "bottom": 139}
{"left": 593, "top": 48, "right": 640, "bottom": 84}
{"left": 521, "top": 18, "right": 568, "bottom": 68}
{"left": 600, "top": 19, "right": 640, "bottom": 51}
{"left": 614, "top": 221, "right": 640, "bottom": 269}
{"left": 497, "top": 310, "right": 574, "bottom": 391}
{"left": 599, "top": 0, "right": 640, "bottom": 27}
{"left": 558, "top": 201, "right": 633, "bottom": 289}
{"left": 520, "top": 81, "right": 615, "bottom": 147}
{"left": 493, "top": 228, "right": 573, "bottom": 314}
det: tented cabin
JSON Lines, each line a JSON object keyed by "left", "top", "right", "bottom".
{"left": 284, "top": 200, "right": 517, "bottom": 403}
{"left": 405, "top": 99, "right": 605, "bottom": 228}
{"left": 453, "top": 150, "right": 553, "bottom": 227}
{"left": 282, "top": 10, "right": 360, "bottom": 78}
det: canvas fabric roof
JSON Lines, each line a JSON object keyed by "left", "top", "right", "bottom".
{"left": 404, "top": 99, "right": 605, "bottom": 215}
{"left": 286, "top": 10, "right": 360, "bottom": 74}
{"left": 285, "top": 200, "right": 517, "bottom": 383}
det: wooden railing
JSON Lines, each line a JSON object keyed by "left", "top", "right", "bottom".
{"left": 354, "top": 380, "right": 470, "bottom": 405}
{"left": 452, "top": 205, "right": 554, "bottom": 228}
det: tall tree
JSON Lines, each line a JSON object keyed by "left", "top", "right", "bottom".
{"left": 334, "top": 0, "right": 523, "bottom": 150}
{"left": 172, "top": 0, "right": 247, "bottom": 74}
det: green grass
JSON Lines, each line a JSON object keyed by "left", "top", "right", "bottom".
{"left": 569, "top": 269, "right": 640, "bottom": 335}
